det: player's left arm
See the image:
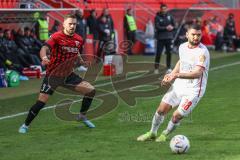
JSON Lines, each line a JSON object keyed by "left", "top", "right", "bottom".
{"left": 77, "top": 39, "right": 90, "bottom": 66}
{"left": 77, "top": 51, "right": 91, "bottom": 67}
{"left": 77, "top": 51, "right": 85, "bottom": 64}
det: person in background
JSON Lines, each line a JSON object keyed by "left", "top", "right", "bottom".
{"left": 209, "top": 16, "right": 224, "bottom": 51}
{"left": 224, "top": 13, "right": 237, "bottom": 51}
{"left": 4, "top": 29, "right": 32, "bottom": 68}
{"left": 96, "top": 16, "right": 112, "bottom": 63}
{"left": 34, "top": 13, "right": 49, "bottom": 42}
{"left": 49, "top": 20, "right": 60, "bottom": 36}
{"left": 75, "top": 9, "right": 87, "bottom": 40}
{"left": 87, "top": 9, "right": 99, "bottom": 56}
{"left": 124, "top": 8, "right": 137, "bottom": 55}
{"left": 15, "top": 27, "right": 42, "bottom": 66}
{"left": 87, "top": 9, "right": 98, "bottom": 40}
{"left": 175, "top": 23, "right": 188, "bottom": 50}
{"left": 98, "top": 8, "right": 114, "bottom": 39}
{"left": 75, "top": 9, "right": 88, "bottom": 71}
{"left": 0, "top": 29, "right": 29, "bottom": 80}
{"left": 154, "top": 3, "right": 175, "bottom": 74}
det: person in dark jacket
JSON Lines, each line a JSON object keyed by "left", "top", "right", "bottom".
{"left": 87, "top": 9, "right": 98, "bottom": 40}
{"left": 154, "top": 3, "right": 175, "bottom": 74}
{"left": 87, "top": 9, "right": 99, "bottom": 55}
{"left": 49, "top": 20, "right": 60, "bottom": 36}
{"left": 224, "top": 13, "right": 237, "bottom": 51}
{"left": 15, "top": 28, "right": 41, "bottom": 66}
{"left": 3, "top": 29, "right": 32, "bottom": 67}
{"left": 75, "top": 9, "right": 88, "bottom": 71}
{"left": 96, "top": 16, "right": 113, "bottom": 63}
{"left": 98, "top": 8, "right": 114, "bottom": 35}
{"left": 75, "top": 9, "right": 87, "bottom": 40}
{"left": 0, "top": 50, "right": 26, "bottom": 77}
{"left": 24, "top": 27, "right": 42, "bottom": 54}
{"left": 0, "top": 29, "right": 29, "bottom": 80}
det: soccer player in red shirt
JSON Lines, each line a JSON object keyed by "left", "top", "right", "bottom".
{"left": 19, "top": 14, "right": 96, "bottom": 133}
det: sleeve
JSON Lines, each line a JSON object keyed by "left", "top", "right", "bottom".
{"left": 34, "top": 22, "right": 39, "bottom": 39}
{"left": 110, "top": 16, "right": 114, "bottom": 31}
{"left": 171, "top": 15, "right": 176, "bottom": 29}
{"left": 45, "top": 33, "right": 57, "bottom": 50}
{"left": 123, "top": 16, "right": 129, "bottom": 32}
{"left": 154, "top": 15, "right": 166, "bottom": 31}
{"left": 98, "top": 23, "right": 106, "bottom": 36}
{"left": 233, "top": 21, "right": 237, "bottom": 35}
{"left": 196, "top": 51, "right": 208, "bottom": 69}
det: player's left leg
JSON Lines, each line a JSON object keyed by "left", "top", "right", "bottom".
{"left": 137, "top": 101, "right": 172, "bottom": 142}
{"left": 155, "top": 110, "right": 182, "bottom": 142}
{"left": 156, "top": 96, "right": 200, "bottom": 142}
{"left": 64, "top": 73, "right": 96, "bottom": 128}
{"left": 137, "top": 87, "right": 180, "bottom": 142}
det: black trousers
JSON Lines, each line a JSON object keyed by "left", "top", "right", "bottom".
{"left": 155, "top": 39, "right": 172, "bottom": 69}
{"left": 126, "top": 31, "right": 136, "bottom": 55}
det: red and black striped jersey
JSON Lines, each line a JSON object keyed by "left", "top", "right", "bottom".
{"left": 45, "top": 31, "right": 84, "bottom": 77}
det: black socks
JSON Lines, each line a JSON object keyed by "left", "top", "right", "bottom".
{"left": 25, "top": 100, "right": 46, "bottom": 126}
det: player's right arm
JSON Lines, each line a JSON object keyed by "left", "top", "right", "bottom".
{"left": 40, "top": 45, "right": 50, "bottom": 66}
{"left": 171, "top": 60, "right": 180, "bottom": 74}
{"left": 40, "top": 33, "right": 57, "bottom": 66}
{"left": 161, "top": 60, "right": 180, "bottom": 86}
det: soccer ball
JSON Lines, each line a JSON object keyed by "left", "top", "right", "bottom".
{"left": 170, "top": 135, "right": 190, "bottom": 154}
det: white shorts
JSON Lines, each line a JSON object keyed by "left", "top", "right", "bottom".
{"left": 162, "top": 87, "right": 201, "bottom": 117}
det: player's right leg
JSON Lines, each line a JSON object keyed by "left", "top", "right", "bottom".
{"left": 137, "top": 101, "right": 172, "bottom": 142}
{"left": 18, "top": 93, "right": 49, "bottom": 133}
{"left": 18, "top": 77, "right": 54, "bottom": 134}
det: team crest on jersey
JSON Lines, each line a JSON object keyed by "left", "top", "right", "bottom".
{"left": 75, "top": 41, "right": 80, "bottom": 46}
{"left": 199, "top": 54, "right": 206, "bottom": 63}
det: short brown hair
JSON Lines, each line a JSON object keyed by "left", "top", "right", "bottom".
{"left": 63, "top": 13, "right": 76, "bottom": 21}
{"left": 160, "top": 3, "right": 167, "bottom": 8}
{"left": 188, "top": 24, "right": 201, "bottom": 31}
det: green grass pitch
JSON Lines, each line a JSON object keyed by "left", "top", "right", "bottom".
{"left": 0, "top": 52, "right": 240, "bottom": 160}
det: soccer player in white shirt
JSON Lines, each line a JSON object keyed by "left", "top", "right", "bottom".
{"left": 137, "top": 24, "right": 210, "bottom": 142}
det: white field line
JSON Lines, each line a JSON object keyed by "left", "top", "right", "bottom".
{"left": 0, "top": 61, "right": 240, "bottom": 121}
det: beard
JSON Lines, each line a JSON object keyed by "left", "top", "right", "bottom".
{"left": 189, "top": 40, "right": 200, "bottom": 46}
{"left": 66, "top": 29, "right": 75, "bottom": 36}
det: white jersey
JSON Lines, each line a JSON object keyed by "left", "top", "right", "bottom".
{"left": 173, "top": 42, "right": 210, "bottom": 97}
